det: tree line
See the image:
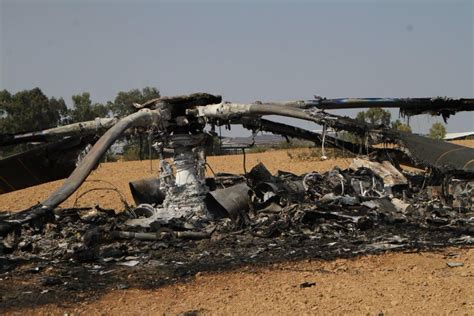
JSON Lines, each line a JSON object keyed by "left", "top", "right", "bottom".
{"left": 0, "top": 87, "right": 160, "bottom": 134}
{"left": 349, "top": 107, "right": 446, "bottom": 139}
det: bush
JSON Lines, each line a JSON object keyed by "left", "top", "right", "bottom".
{"left": 121, "top": 137, "right": 159, "bottom": 161}
{"left": 428, "top": 122, "right": 446, "bottom": 139}
{"left": 286, "top": 147, "right": 353, "bottom": 161}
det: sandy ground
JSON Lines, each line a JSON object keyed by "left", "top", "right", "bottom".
{"left": 6, "top": 247, "right": 473, "bottom": 315}
{"left": 2, "top": 140, "right": 473, "bottom": 314}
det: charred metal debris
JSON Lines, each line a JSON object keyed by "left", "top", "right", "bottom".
{"left": 0, "top": 93, "right": 473, "bottom": 272}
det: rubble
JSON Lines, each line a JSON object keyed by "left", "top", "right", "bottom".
{"left": 446, "top": 261, "right": 464, "bottom": 268}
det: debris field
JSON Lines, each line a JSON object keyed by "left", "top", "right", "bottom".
{"left": 0, "top": 151, "right": 472, "bottom": 312}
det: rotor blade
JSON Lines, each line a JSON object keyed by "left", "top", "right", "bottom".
{"left": 41, "top": 109, "right": 162, "bottom": 209}
{"left": 0, "top": 118, "right": 117, "bottom": 146}
{"left": 0, "top": 136, "right": 95, "bottom": 194}
{"left": 307, "top": 97, "right": 474, "bottom": 118}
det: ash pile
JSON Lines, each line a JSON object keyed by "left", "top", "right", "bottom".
{"left": 1, "top": 157, "right": 472, "bottom": 273}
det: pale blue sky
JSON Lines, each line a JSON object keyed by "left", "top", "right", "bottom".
{"left": 1, "top": 0, "right": 473, "bottom": 135}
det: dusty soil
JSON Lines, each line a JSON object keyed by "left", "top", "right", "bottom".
{"left": 1, "top": 140, "right": 473, "bottom": 315}
{"left": 4, "top": 247, "right": 473, "bottom": 315}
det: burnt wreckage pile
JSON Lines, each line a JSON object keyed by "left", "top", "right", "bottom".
{"left": 0, "top": 93, "right": 473, "bottom": 270}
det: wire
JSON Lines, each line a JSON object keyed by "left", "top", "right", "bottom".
{"left": 138, "top": 133, "right": 145, "bottom": 161}
{"left": 72, "top": 179, "right": 130, "bottom": 210}
{"left": 205, "top": 162, "right": 217, "bottom": 177}
{"left": 73, "top": 187, "right": 130, "bottom": 210}
{"left": 321, "top": 123, "right": 327, "bottom": 160}
{"left": 219, "top": 124, "right": 222, "bottom": 154}
{"left": 148, "top": 128, "right": 153, "bottom": 173}
{"left": 242, "top": 148, "right": 248, "bottom": 177}
{"left": 205, "top": 162, "right": 225, "bottom": 189}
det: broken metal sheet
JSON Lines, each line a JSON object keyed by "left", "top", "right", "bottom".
{"left": 303, "top": 171, "right": 344, "bottom": 197}
{"left": 258, "top": 202, "right": 283, "bottom": 213}
{"left": 255, "top": 180, "right": 305, "bottom": 203}
{"left": 206, "top": 182, "right": 251, "bottom": 222}
{"left": 129, "top": 177, "right": 165, "bottom": 206}
{"left": 349, "top": 158, "right": 408, "bottom": 187}
{"left": 396, "top": 133, "right": 474, "bottom": 173}
{"left": 247, "top": 162, "right": 273, "bottom": 185}
{"left": 391, "top": 198, "right": 411, "bottom": 213}
{"left": 349, "top": 173, "right": 385, "bottom": 198}
{"left": 0, "top": 136, "right": 95, "bottom": 194}
{"left": 247, "top": 163, "right": 306, "bottom": 209}
{"left": 447, "top": 179, "right": 473, "bottom": 210}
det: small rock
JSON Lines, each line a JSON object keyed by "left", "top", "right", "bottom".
{"left": 117, "top": 260, "right": 139, "bottom": 267}
{"left": 299, "top": 281, "right": 316, "bottom": 288}
{"left": 446, "top": 262, "right": 464, "bottom": 268}
{"left": 182, "top": 309, "right": 204, "bottom": 316}
{"left": 26, "top": 266, "right": 42, "bottom": 274}
{"left": 445, "top": 252, "right": 459, "bottom": 258}
{"left": 116, "top": 283, "right": 129, "bottom": 290}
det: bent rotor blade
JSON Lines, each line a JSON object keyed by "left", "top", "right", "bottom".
{"left": 0, "top": 136, "right": 95, "bottom": 194}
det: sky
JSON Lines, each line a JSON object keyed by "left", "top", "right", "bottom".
{"left": 1, "top": 0, "right": 473, "bottom": 136}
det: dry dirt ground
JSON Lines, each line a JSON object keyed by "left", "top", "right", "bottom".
{"left": 5, "top": 247, "right": 473, "bottom": 315}
{"left": 2, "top": 140, "right": 474, "bottom": 314}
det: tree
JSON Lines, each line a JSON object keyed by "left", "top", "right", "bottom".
{"left": 108, "top": 87, "right": 160, "bottom": 118}
{"left": 428, "top": 122, "right": 446, "bottom": 139}
{"left": 0, "top": 90, "right": 13, "bottom": 121}
{"left": 391, "top": 119, "right": 412, "bottom": 133}
{"left": 69, "top": 92, "right": 109, "bottom": 123}
{"left": 0, "top": 88, "right": 67, "bottom": 134}
{"left": 356, "top": 108, "right": 391, "bottom": 126}
{"left": 340, "top": 108, "right": 391, "bottom": 145}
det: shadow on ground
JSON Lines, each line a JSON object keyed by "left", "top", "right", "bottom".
{"left": 1, "top": 223, "right": 472, "bottom": 312}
